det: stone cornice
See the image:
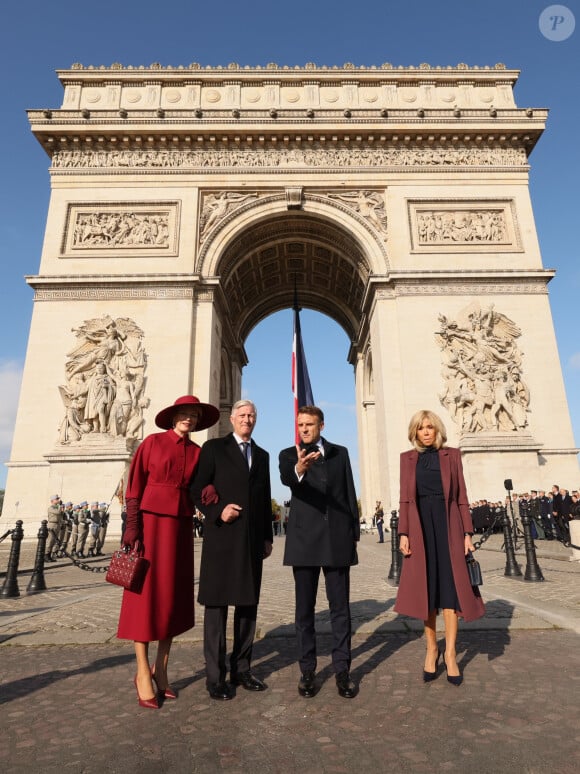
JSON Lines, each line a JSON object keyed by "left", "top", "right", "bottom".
{"left": 30, "top": 63, "right": 547, "bottom": 158}
{"left": 25, "top": 273, "right": 217, "bottom": 300}
{"left": 60, "top": 61, "right": 516, "bottom": 81}
{"left": 28, "top": 112, "right": 546, "bottom": 162}
{"left": 360, "top": 269, "right": 554, "bottom": 312}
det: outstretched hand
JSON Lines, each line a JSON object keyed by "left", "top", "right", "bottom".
{"left": 295, "top": 444, "right": 321, "bottom": 476}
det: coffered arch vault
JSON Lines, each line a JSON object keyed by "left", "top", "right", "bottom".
{"left": 198, "top": 196, "right": 385, "bottom": 346}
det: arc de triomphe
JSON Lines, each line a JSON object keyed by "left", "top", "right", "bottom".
{"left": 5, "top": 61, "right": 579, "bottom": 532}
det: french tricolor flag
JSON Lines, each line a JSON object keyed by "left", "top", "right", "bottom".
{"left": 292, "top": 291, "right": 314, "bottom": 444}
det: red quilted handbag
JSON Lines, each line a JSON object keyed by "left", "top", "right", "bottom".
{"left": 106, "top": 547, "right": 149, "bottom": 593}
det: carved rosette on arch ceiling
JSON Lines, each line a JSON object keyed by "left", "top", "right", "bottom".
{"left": 436, "top": 302, "right": 530, "bottom": 435}
{"left": 57, "top": 315, "right": 149, "bottom": 446}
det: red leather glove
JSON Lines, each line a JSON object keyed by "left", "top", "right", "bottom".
{"left": 201, "top": 484, "right": 219, "bottom": 506}
{"left": 122, "top": 497, "right": 142, "bottom": 548}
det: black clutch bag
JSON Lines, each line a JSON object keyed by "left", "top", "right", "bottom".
{"left": 466, "top": 551, "right": 483, "bottom": 586}
{"left": 106, "top": 547, "right": 149, "bottom": 593}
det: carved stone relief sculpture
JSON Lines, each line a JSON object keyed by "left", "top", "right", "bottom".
{"left": 435, "top": 302, "right": 530, "bottom": 434}
{"left": 58, "top": 315, "right": 148, "bottom": 445}
{"left": 199, "top": 191, "right": 259, "bottom": 241}
{"left": 327, "top": 190, "right": 388, "bottom": 236}
{"left": 417, "top": 209, "right": 507, "bottom": 244}
{"left": 62, "top": 203, "right": 179, "bottom": 256}
{"left": 72, "top": 211, "right": 170, "bottom": 248}
{"left": 52, "top": 146, "right": 527, "bottom": 171}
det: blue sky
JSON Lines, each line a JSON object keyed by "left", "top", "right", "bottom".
{"left": 1, "top": 1, "right": 579, "bottom": 507}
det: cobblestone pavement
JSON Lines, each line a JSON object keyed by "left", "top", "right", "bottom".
{"left": 1, "top": 532, "right": 579, "bottom": 773}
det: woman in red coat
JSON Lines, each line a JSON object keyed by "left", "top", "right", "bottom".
{"left": 395, "top": 410, "right": 484, "bottom": 685}
{"left": 117, "top": 395, "right": 219, "bottom": 708}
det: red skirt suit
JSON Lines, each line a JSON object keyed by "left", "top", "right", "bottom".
{"left": 117, "top": 429, "right": 200, "bottom": 642}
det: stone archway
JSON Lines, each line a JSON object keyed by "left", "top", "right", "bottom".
{"left": 195, "top": 198, "right": 384, "bottom": 517}
{"left": 3, "top": 61, "right": 578, "bottom": 535}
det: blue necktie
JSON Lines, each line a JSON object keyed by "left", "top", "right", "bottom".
{"left": 241, "top": 442, "right": 251, "bottom": 468}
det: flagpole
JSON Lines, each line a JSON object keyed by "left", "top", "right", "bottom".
{"left": 291, "top": 277, "right": 314, "bottom": 444}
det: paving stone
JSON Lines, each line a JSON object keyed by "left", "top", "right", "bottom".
{"left": 1, "top": 533, "right": 579, "bottom": 772}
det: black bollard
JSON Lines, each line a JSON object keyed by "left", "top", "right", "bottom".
{"left": 27, "top": 520, "right": 49, "bottom": 594}
{"left": 519, "top": 501, "right": 544, "bottom": 582}
{"left": 387, "top": 510, "right": 402, "bottom": 585}
{"left": 501, "top": 506, "right": 522, "bottom": 577}
{"left": 0, "top": 520, "right": 24, "bottom": 598}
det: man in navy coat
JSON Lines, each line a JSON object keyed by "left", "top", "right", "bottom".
{"left": 279, "top": 405, "right": 360, "bottom": 699}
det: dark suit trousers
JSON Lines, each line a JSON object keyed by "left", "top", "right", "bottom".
{"left": 203, "top": 605, "right": 257, "bottom": 684}
{"left": 293, "top": 566, "right": 351, "bottom": 674}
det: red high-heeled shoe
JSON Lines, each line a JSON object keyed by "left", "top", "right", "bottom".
{"left": 134, "top": 676, "right": 159, "bottom": 709}
{"left": 151, "top": 665, "right": 177, "bottom": 700}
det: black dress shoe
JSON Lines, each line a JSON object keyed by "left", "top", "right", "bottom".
{"left": 207, "top": 681, "right": 233, "bottom": 700}
{"left": 230, "top": 671, "right": 267, "bottom": 692}
{"left": 298, "top": 670, "right": 316, "bottom": 698}
{"left": 335, "top": 670, "right": 357, "bottom": 699}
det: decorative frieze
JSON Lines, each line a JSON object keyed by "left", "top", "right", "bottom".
{"left": 416, "top": 209, "right": 507, "bottom": 244}
{"left": 51, "top": 146, "right": 527, "bottom": 171}
{"left": 388, "top": 281, "right": 548, "bottom": 295}
{"left": 61, "top": 202, "right": 180, "bottom": 256}
{"left": 58, "top": 62, "right": 518, "bottom": 115}
{"left": 33, "top": 285, "right": 197, "bottom": 301}
{"left": 408, "top": 199, "right": 520, "bottom": 252}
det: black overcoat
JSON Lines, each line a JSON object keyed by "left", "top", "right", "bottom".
{"left": 279, "top": 439, "right": 359, "bottom": 568}
{"left": 192, "top": 433, "right": 273, "bottom": 606}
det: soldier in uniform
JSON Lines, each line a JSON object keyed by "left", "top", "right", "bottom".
{"left": 96, "top": 502, "right": 109, "bottom": 555}
{"left": 69, "top": 504, "right": 81, "bottom": 555}
{"left": 538, "top": 490, "right": 555, "bottom": 539}
{"left": 58, "top": 502, "right": 75, "bottom": 556}
{"left": 45, "top": 495, "right": 62, "bottom": 561}
{"left": 76, "top": 501, "right": 91, "bottom": 557}
{"left": 87, "top": 501, "right": 101, "bottom": 557}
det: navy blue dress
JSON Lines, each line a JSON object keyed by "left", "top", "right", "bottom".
{"left": 416, "top": 446, "right": 459, "bottom": 612}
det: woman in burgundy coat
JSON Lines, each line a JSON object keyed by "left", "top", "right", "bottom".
{"left": 117, "top": 395, "right": 219, "bottom": 708}
{"left": 394, "top": 410, "right": 484, "bottom": 685}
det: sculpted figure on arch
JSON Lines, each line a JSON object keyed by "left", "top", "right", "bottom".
{"left": 436, "top": 302, "right": 530, "bottom": 434}
{"left": 57, "top": 315, "right": 148, "bottom": 444}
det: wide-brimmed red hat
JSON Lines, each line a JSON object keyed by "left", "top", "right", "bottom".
{"left": 155, "top": 395, "right": 220, "bottom": 431}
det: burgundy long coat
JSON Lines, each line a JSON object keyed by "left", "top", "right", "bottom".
{"left": 117, "top": 430, "right": 200, "bottom": 642}
{"left": 394, "top": 446, "right": 485, "bottom": 622}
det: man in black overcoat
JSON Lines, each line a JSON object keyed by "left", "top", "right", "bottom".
{"left": 279, "top": 405, "right": 360, "bottom": 699}
{"left": 191, "top": 399, "right": 273, "bottom": 700}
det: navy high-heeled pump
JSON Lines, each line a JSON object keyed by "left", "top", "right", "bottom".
{"left": 423, "top": 650, "right": 441, "bottom": 682}
{"left": 442, "top": 653, "right": 463, "bottom": 686}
